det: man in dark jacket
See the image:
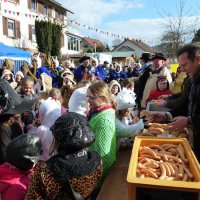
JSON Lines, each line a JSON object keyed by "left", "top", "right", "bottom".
{"left": 136, "top": 53, "right": 152, "bottom": 109}
{"left": 162, "top": 43, "right": 200, "bottom": 162}
{"left": 74, "top": 56, "right": 96, "bottom": 82}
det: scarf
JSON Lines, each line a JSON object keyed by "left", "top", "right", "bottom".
{"left": 87, "top": 105, "right": 112, "bottom": 121}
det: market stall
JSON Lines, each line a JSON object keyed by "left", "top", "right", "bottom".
{"left": 0, "top": 43, "right": 31, "bottom": 73}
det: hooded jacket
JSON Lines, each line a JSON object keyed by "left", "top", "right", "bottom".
{"left": 109, "top": 65, "right": 127, "bottom": 81}
{"left": 1, "top": 69, "right": 17, "bottom": 89}
{"left": 29, "top": 98, "right": 61, "bottom": 160}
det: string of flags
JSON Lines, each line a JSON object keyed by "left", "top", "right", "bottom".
{"left": 68, "top": 19, "right": 166, "bottom": 44}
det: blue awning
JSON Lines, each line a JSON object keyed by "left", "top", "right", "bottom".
{"left": 0, "top": 43, "right": 31, "bottom": 59}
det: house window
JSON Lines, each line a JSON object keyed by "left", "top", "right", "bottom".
{"left": 55, "top": 10, "right": 59, "bottom": 19}
{"left": 68, "top": 36, "right": 79, "bottom": 51}
{"left": 32, "top": 26, "right": 36, "bottom": 41}
{"left": 8, "top": 19, "right": 15, "bottom": 37}
{"left": 31, "top": 0, "right": 37, "bottom": 11}
{"left": 44, "top": 5, "right": 48, "bottom": 15}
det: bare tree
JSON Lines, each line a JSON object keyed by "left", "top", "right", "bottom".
{"left": 158, "top": 0, "right": 200, "bottom": 58}
{"left": 112, "top": 38, "right": 123, "bottom": 49}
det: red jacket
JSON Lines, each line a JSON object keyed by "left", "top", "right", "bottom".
{"left": 0, "top": 163, "right": 34, "bottom": 200}
{"left": 146, "top": 89, "right": 173, "bottom": 103}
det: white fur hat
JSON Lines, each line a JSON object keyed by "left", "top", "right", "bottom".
{"left": 15, "top": 71, "right": 24, "bottom": 79}
{"left": 68, "top": 86, "right": 88, "bottom": 116}
{"left": 116, "top": 88, "right": 136, "bottom": 110}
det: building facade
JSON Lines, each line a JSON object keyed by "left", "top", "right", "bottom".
{"left": 0, "top": 0, "right": 80, "bottom": 55}
{"left": 112, "top": 39, "right": 155, "bottom": 59}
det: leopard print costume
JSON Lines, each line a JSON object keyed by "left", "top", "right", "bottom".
{"left": 25, "top": 160, "right": 102, "bottom": 200}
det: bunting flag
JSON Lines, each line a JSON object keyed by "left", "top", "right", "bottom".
{"left": 68, "top": 19, "right": 170, "bottom": 44}
{"left": 2, "top": 8, "right": 46, "bottom": 21}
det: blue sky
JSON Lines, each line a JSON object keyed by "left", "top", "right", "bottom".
{"left": 58, "top": 0, "right": 200, "bottom": 47}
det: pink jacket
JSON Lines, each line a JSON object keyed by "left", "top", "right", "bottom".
{"left": 0, "top": 163, "right": 34, "bottom": 200}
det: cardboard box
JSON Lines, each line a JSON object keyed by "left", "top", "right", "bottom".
{"left": 127, "top": 136, "right": 200, "bottom": 200}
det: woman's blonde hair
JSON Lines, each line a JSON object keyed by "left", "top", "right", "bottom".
{"left": 88, "top": 81, "right": 117, "bottom": 111}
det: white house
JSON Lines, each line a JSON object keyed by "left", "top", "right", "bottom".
{"left": 112, "top": 39, "right": 155, "bottom": 59}
{"left": 0, "top": 0, "right": 81, "bottom": 55}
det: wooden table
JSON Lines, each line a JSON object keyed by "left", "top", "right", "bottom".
{"left": 97, "top": 148, "right": 132, "bottom": 200}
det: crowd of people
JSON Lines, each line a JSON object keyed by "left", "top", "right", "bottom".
{"left": 0, "top": 42, "right": 199, "bottom": 199}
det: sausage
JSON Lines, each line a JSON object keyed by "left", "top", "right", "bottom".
{"left": 176, "top": 146, "right": 189, "bottom": 164}
{"left": 165, "top": 162, "right": 176, "bottom": 176}
{"left": 182, "top": 173, "right": 188, "bottom": 181}
{"left": 149, "top": 127, "right": 164, "bottom": 134}
{"left": 137, "top": 163, "right": 147, "bottom": 169}
{"left": 167, "top": 148, "right": 177, "bottom": 156}
{"left": 183, "top": 166, "right": 194, "bottom": 179}
{"left": 163, "top": 162, "right": 171, "bottom": 176}
{"left": 140, "top": 168, "right": 158, "bottom": 179}
{"left": 166, "top": 155, "right": 182, "bottom": 163}
{"left": 140, "top": 149, "right": 157, "bottom": 158}
{"left": 170, "top": 162, "right": 179, "bottom": 173}
{"left": 163, "top": 144, "right": 179, "bottom": 151}
{"left": 159, "top": 163, "right": 166, "bottom": 180}
{"left": 147, "top": 144, "right": 165, "bottom": 151}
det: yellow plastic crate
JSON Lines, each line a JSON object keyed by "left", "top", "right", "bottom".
{"left": 127, "top": 136, "right": 200, "bottom": 200}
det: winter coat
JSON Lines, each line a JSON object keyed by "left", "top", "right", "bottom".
{"left": 188, "top": 71, "right": 200, "bottom": 162}
{"left": 1, "top": 69, "right": 17, "bottom": 89}
{"left": 146, "top": 88, "right": 173, "bottom": 103}
{"left": 136, "top": 65, "right": 152, "bottom": 101}
{"left": 25, "top": 154, "right": 102, "bottom": 200}
{"left": 95, "top": 65, "right": 107, "bottom": 81}
{"left": 28, "top": 98, "right": 61, "bottom": 161}
{"left": 167, "top": 76, "right": 191, "bottom": 118}
{"left": 109, "top": 70, "right": 127, "bottom": 81}
{"left": 74, "top": 65, "right": 96, "bottom": 82}
{"left": 141, "top": 66, "right": 172, "bottom": 108}
{"left": 0, "top": 162, "right": 34, "bottom": 200}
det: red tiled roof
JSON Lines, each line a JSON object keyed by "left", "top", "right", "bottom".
{"left": 83, "top": 37, "right": 104, "bottom": 47}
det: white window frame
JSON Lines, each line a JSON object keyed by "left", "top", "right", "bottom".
{"left": 68, "top": 36, "right": 80, "bottom": 51}
{"left": 8, "top": 19, "right": 15, "bottom": 37}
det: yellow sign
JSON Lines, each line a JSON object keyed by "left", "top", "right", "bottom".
{"left": 170, "top": 64, "right": 179, "bottom": 73}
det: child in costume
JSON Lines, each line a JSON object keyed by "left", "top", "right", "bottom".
{"left": 25, "top": 112, "right": 102, "bottom": 199}
{"left": 0, "top": 134, "right": 42, "bottom": 200}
